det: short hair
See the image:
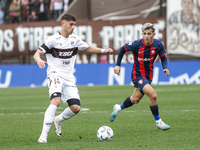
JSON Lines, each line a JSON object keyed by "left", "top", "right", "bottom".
{"left": 141, "top": 22, "right": 155, "bottom": 32}
{"left": 61, "top": 14, "right": 76, "bottom": 21}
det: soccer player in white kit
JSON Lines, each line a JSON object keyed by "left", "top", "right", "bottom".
{"left": 33, "top": 13, "right": 113, "bottom": 143}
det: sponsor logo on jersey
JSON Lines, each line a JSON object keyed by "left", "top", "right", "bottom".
{"left": 59, "top": 51, "right": 73, "bottom": 56}
{"left": 138, "top": 57, "right": 154, "bottom": 61}
{"left": 62, "top": 61, "right": 70, "bottom": 66}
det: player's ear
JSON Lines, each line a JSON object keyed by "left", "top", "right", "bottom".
{"left": 61, "top": 21, "right": 65, "bottom": 26}
{"left": 153, "top": 32, "right": 156, "bottom": 37}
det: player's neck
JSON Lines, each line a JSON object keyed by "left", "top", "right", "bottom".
{"left": 144, "top": 41, "right": 153, "bottom": 45}
{"left": 60, "top": 31, "right": 69, "bottom": 38}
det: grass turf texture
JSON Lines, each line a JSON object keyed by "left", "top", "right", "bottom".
{"left": 0, "top": 84, "right": 199, "bottom": 150}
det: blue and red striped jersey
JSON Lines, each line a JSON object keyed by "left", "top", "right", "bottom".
{"left": 120, "top": 38, "right": 166, "bottom": 81}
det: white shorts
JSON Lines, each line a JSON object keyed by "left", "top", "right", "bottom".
{"left": 47, "top": 74, "right": 80, "bottom": 105}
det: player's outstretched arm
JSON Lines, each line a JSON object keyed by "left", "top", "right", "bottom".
{"left": 85, "top": 45, "right": 113, "bottom": 54}
{"left": 33, "top": 49, "right": 47, "bottom": 69}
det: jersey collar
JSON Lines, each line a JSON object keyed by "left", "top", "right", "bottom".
{"left": 142, "top": 38, "right": 154, "bottom": 46}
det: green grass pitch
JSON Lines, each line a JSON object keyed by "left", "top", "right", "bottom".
{"left": 0, "top": 84, "right": 200, "bottom": 150}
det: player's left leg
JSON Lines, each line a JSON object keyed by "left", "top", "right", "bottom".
{"left": 54, "top": 85, "right": 81, "bottom": 136}
{"left": 54, "top": 100, "right": 80, "bottom": 136}
{"left": 143, "top": 84, "right": 170, "bottom": 130}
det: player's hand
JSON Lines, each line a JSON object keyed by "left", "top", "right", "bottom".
{"left": 104, "top": 48, "right": 113, "bottom": 54}
{"left": 37, "top": 59, "right": 47, "bottom": 69}
{"left": 114, "top": 66, "right": 120, "bottom": 75}
{"left": 163, "top": 69, "right": 170, "bottom": 76}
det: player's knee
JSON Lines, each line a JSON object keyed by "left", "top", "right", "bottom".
{"left": 134, "top": 99, "right": 140, "bottom": 104}
{"left": 51, "top": 97, "right": 61, "bottom": 107}
{"left": 70, "top": 105, "right": 80, "bottom": 114}
{"left": 50, "top": 92, "right": 61, "bottom": 107}
{"left": 68, "top": 98, "right": 81, "bottom": 113}
{"left": 130, "top": 96, "right": 140, "bottom": 104}
{"left": 151, "top": 93, "right": 157, "bottom": 101}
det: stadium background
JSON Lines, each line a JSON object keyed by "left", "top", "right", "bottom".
{"left": 0, "top": 0, "right": 200, "bottom": 87}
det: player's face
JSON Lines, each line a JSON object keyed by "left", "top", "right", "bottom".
{"left": 62, "top": 20, "right": 76, "bottom": 35}
{"left": 142, "top": 28, "right": 155, "bottom": 45}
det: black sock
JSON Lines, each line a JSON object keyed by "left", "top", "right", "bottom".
{"left": 120, "top": 96, "right": 133, "bottom": 109}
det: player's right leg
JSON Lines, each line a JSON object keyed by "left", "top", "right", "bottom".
{"left": 38, "top": 96, "right": 61, "bottom": 143}
{"left": 53, "top": 85, "right": 81, "bottom": 137}
{"left": 143, "top": 84, "right": 170, "bottom": 130}
{"left": 38, "top": 99, "right": 60, "bottom": 143}
{"left": 110, "top": 88, "right": 143, "bottom": 122}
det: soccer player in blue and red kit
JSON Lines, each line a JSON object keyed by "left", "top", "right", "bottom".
{"left": 110, "top": 22, "right": 170, "bottom": 130}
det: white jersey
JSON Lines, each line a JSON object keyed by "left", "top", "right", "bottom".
{"left": 39, "top": 32, "right": 89, "bottom": 85}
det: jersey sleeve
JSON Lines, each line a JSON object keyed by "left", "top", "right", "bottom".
{"left": 158, "top": 42, "right": 166, "bottom": 57}
{"left": 116, "top": 45, "right": 126, "bottom": 66}
{"left": 158, "top": 41, "right": 168, "bottom": 69}
{"left": 116, "top": 41, "right": 136, "bottom": 66}
{"left": 38, "top": 36, "right": 55, "bottom": 53}
{"left": 75, "top": 35, "right": 89, "bottom": 50}
{"left": 124, "top": 41, "right": 136, "bottom": 52}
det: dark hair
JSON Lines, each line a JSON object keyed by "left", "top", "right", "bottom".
{"left": 61, "top": 14, "right": 76, "bottom": 21}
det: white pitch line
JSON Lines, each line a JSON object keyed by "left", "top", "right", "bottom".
{"left": 0, "top": 107, "right": 66, "bottom": 110}
{"left": 0, "top": 109, "right": 197, "bottom": 116}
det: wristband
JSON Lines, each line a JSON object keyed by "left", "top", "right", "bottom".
{"left": 101, "top": 49, "right": 105, "bottom": 53}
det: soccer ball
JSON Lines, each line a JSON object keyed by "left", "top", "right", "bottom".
{"left": 97, "top": 126, "right": 113, "bottom": 141}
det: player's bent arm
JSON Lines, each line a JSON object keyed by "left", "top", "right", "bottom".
{"left": 114, "top": 46, "right": 126, "bottom": 75}
{"left": 116, "top": 46, "right": 126, "bottom": 66}
{"left": 33, "top": 49, "right": 46, "bottom": 69}
{"left": 160, "top": 55, "right": 168, "bottom": 69}
{"left": 85, "top": 45, "right": 113, "bottom": 54}
{"left": 160, "top": 55, "right": 170, "bottom": 76}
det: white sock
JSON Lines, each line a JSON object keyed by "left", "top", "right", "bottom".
{"left": 56, "top": 107, "right": 76, "bottom": 122}
{"left": 41, "top": 104, "right": 57, "bottom": 137}
{"left": 117, "top": 104, "right": 122, "bottom": 111}
{"left": 156, "top": 119, "right": 162, "bottom": 124}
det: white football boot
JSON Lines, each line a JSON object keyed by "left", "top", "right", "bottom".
{"left": 110, "top": 104, "right": 121, "bottom": 122}
{"left": 53, "top": 116, "right": 62, "bottom": 137}
{"left": 38, "top": 134, "right": 47, "bottom": 143}
{"left": 156, "top": 119, "right": 170, "bottom": 130}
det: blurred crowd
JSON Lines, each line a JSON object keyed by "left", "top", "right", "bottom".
{"left": 0, "top": 0, "right": 73, "bottom": 24}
